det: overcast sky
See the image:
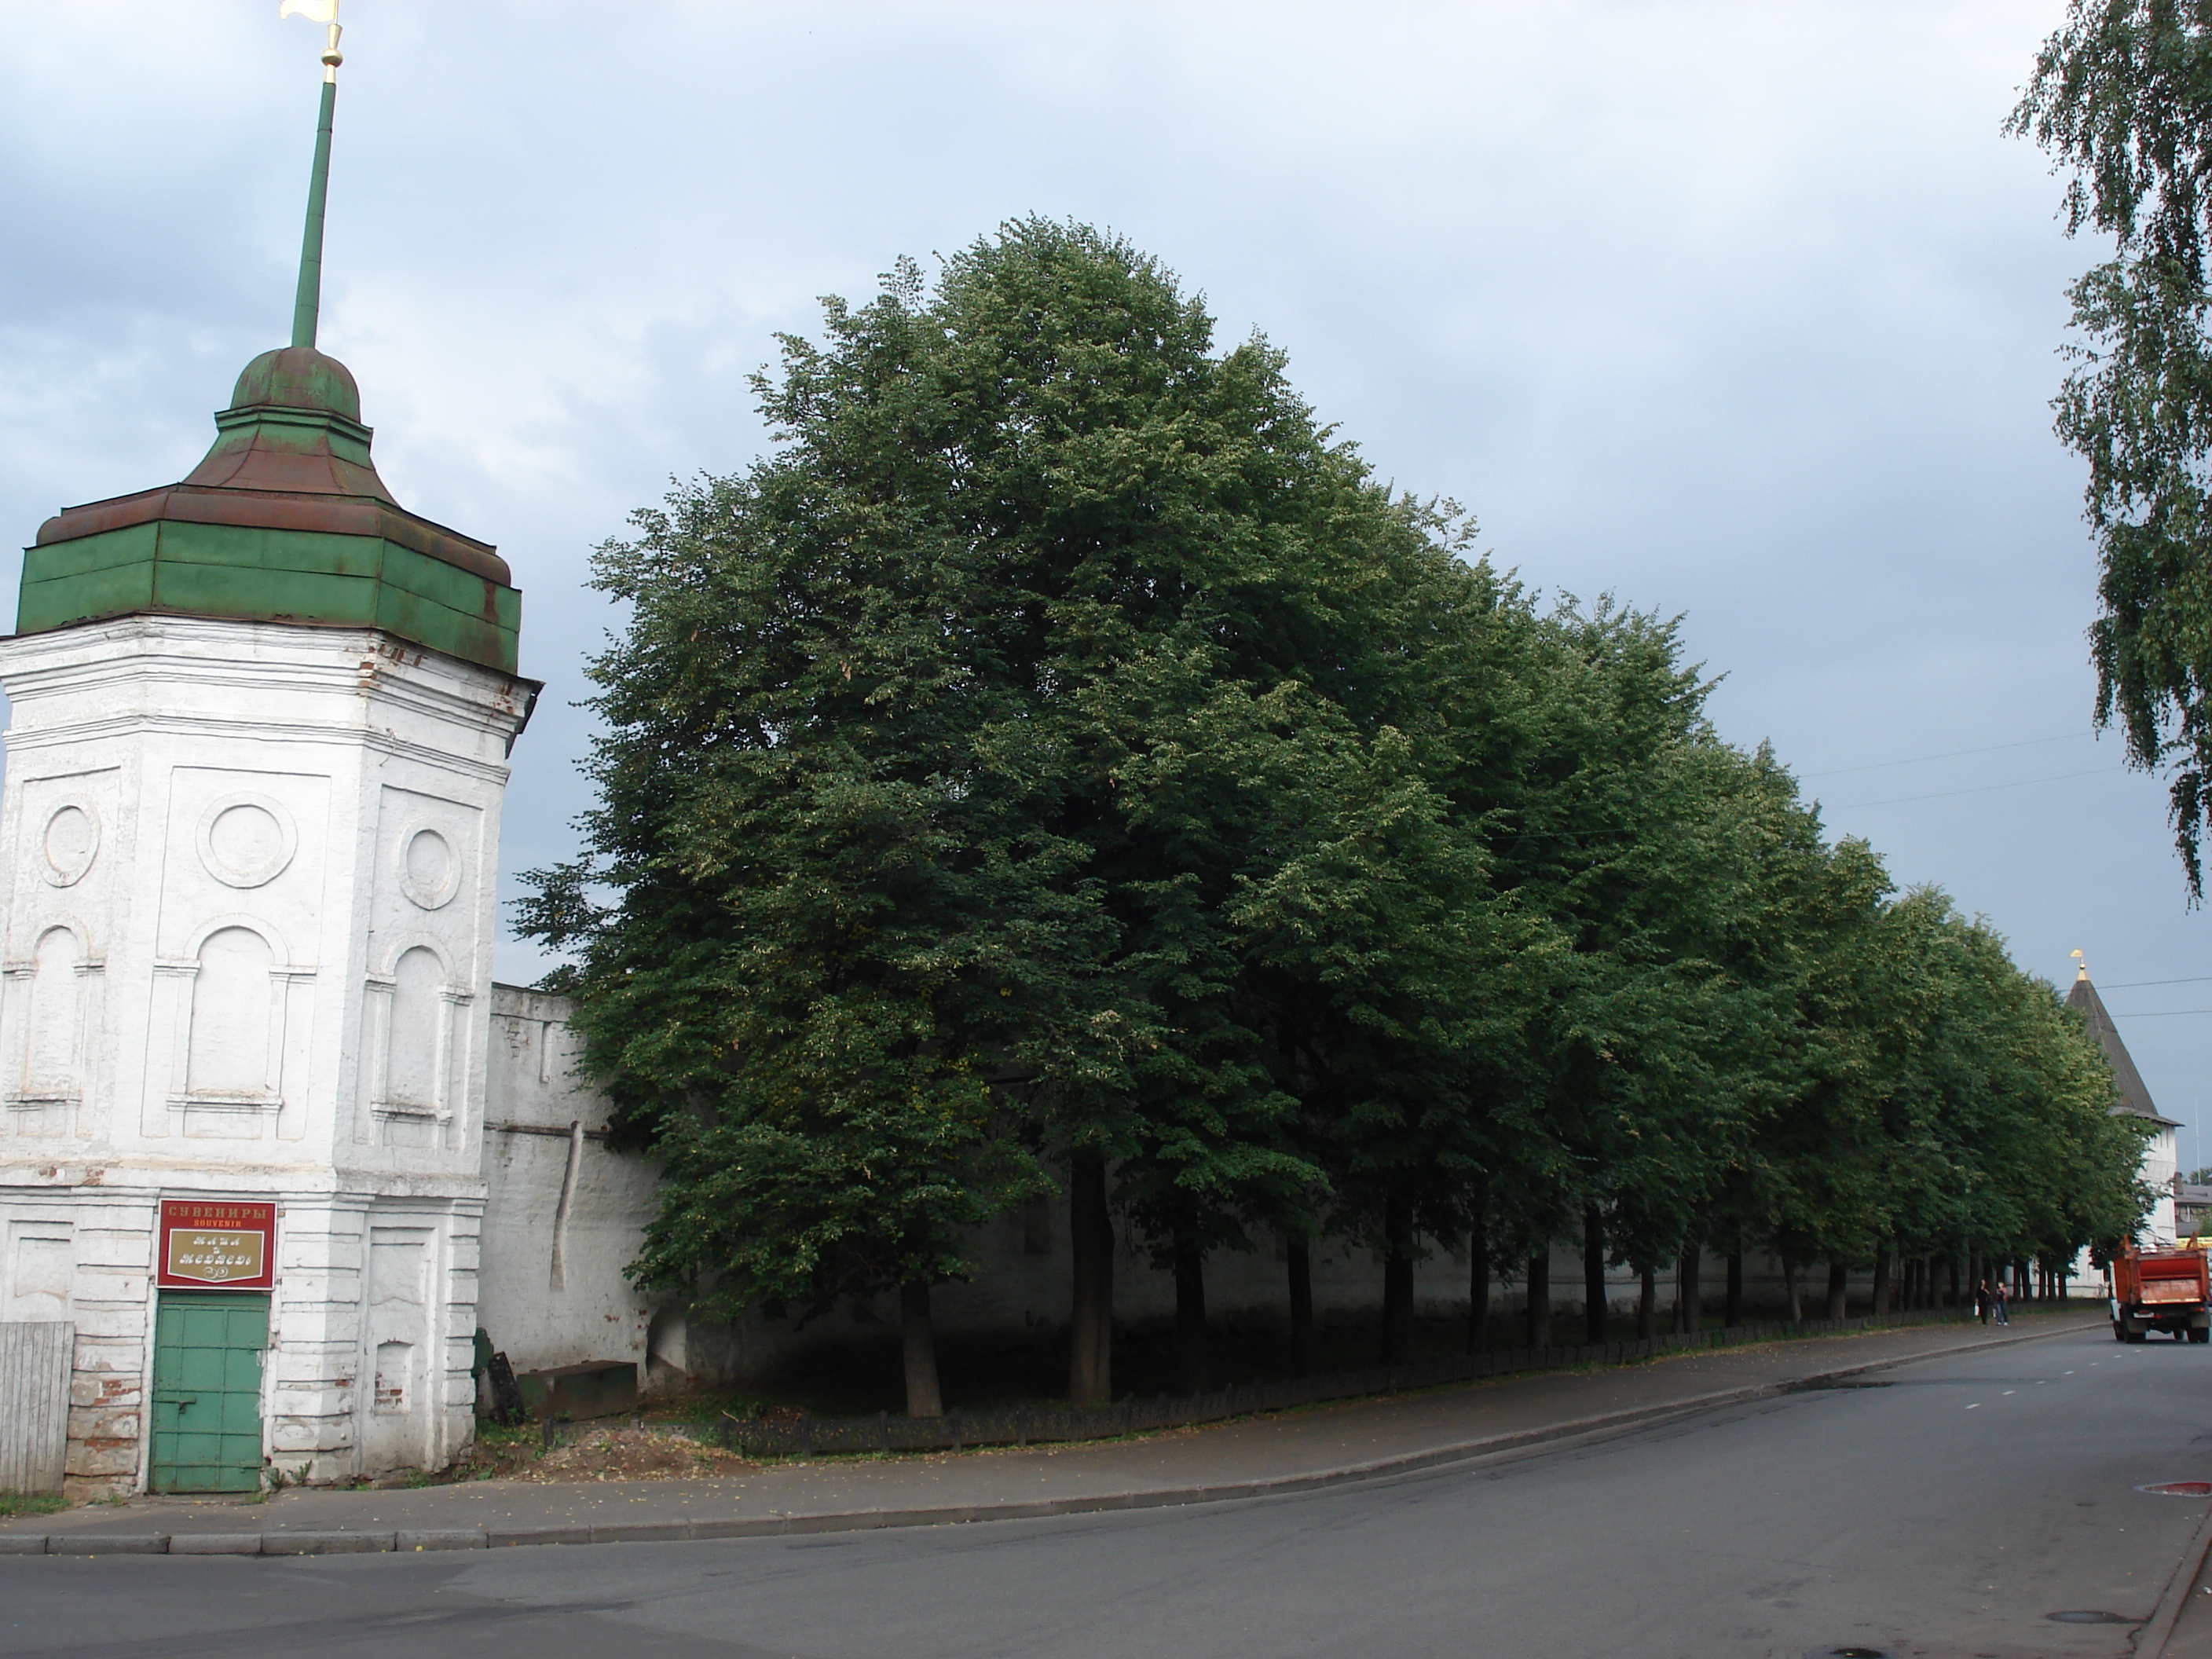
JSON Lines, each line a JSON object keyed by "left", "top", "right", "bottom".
{"left": 4, "top": 1, "right": 2204, "bottom": 1170}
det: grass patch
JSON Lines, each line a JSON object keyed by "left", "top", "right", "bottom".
{"left": 0, "top": 1491, "right": 64, "bottom": 1519}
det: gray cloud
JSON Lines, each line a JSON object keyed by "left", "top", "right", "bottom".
{"left": 3, "top": 0, "right": 2199, "bottom": 1156}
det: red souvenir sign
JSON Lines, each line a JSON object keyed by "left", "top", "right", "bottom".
{"left": 156, "top": 1199, "right": 276, "bottom": 1291}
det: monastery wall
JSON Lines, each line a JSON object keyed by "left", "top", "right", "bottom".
{"left": 474, "top": 988, "right": 1939, "bottom": 1402}
{"left": 478, "top": 984, "right": 661, "bottom": 1383}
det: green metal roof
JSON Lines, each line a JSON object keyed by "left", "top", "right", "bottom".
{"left": 21, "top": 346, "right": 522, "bottom": 676}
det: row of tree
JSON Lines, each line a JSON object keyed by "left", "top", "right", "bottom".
{"left": 518, "top": 220, "right": 2151, "bottom": 1415}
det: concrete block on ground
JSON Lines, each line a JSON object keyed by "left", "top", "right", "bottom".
{"left": 60, "top": 1534, "right": 167, "bottom": 1555}
{"left": 261, "top": 1531, "right": 394, "bottom": 1555}
{"left": 169, "top": 1533, "right": 265, "bottom": 1555}
{"left": 490, "top": 1526, "right": 591, "bottom": 1547}
{"left": 0, "top": 1536, "right": 49, "bottom": 1555}
{"left": 515, "top": 1361, "right": 637, "bottom": 1420}
{"left": 397, "top": 1529, "right": 488, "bottom": 1551}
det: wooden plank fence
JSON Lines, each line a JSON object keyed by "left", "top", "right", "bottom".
{"left": 0, "top": 1321, "right": 73, "bottom": 1494}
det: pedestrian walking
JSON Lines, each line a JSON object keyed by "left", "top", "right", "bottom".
{"left": 1975, "top": 1280, "right": 1991, "bottom": 1324}
{"left": 1993, "top": 1278, "right": 2009, "bottom": 1325}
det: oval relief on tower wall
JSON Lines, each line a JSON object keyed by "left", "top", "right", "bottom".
{"left": 196, "top": 795, "right": 297, "bottom": 889}
{"left": 397, "top": 825, "right": 460, "bottom": 910}
{"left": 40, "top": 804, "right": 98, "bottom": 888}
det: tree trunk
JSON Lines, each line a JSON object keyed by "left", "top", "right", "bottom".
{"left": 1067, "top": 1152, "right": 1113, "bottom": 1403}
{"left": 1584, "top": 1206, "right": 1609, "bottom": 1345}
{"left": 1174, "top": 1235, "right": 1209, "bottom": 1394}
{"left": 1784, "top": 1258, "right": 1801, "bottom": 1324}
{"left": 1525, "top": 1250, "right": 1551, "bottom": 1348}
{"left": 1870, "top": 1245, "right": 1891, "bottom": 1315}
{"left": 1467, "top": 1209, "right": 1490, "bottom": 1355}
{"left": 1825, "top": 1260, "right": 1848, "bottom": 1322}
{"left": 1946, "top": 1254, "right": 1960, "bottom": 1309}
{"left": 1679, "top": 1243, "right": 1703, "bottom": 1335}
{"left": 1636, "top": 1264, "right": 1657, "bottom": 1339}
{"left": 901, "top": 1280, "right": 943, "bottom": 1419}
{"left": 1725, "top": 1248, "right": 1745, "bottom": 1327}
{"left": 1288, "top": 1237, "right": 1316, "bottom": 1377}
{"left": 1380, "top": 1192, "right": 1415, "bottom": 1364}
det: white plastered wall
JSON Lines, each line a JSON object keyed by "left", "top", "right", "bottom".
{"left": 474, "top": 987, "right": 1917, "bottom": 1394}
{"left": 477, "top": 983, "right": 662, "bottom": 1384}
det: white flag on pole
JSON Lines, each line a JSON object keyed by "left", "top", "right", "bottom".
{"left": 279, "top": 0, "right": 339, "bottom": 21}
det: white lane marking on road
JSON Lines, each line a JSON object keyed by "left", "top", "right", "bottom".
{"left": 1967, "top": 1403, "right": 1980, "bottom": 1409}
{"left": 2003, "top": 1390, "right": 2016, "bottom": 1396}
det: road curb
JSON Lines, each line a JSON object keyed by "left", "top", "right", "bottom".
{"left": 6, "top": 1317, "right": 2093, "bottom": 1559}
{"left": 2138, "top": 1494, "right": 2212, "bottom": 1657}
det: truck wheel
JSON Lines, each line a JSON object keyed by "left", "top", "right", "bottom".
{"left": 2115, "top": 1320, "right": 2128, "bottom": 1342}
{"left": 2192, "top": 1328, "right": 2210, "bottom": 1344}
{"left": 2128, "top": 1328, "right": 2150, "bottom": 1343}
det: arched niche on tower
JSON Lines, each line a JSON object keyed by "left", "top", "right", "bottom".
{"left": 2, "top": 918, "right": 100, "bottom": 1137}
{"left": 155, "top": 914, "right": 314, "bottom": 1140}
{"left": 361, "top": 936, "right": 470, "bottom": 1151}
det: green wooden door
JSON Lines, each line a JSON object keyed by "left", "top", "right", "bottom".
{"left": 148, "top": 1292, "right": 269, "bottom": 1493}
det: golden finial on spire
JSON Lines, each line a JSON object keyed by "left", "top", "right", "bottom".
{"left": 279, "top": 0, "right": 343, "bottom": 84}
{"left": 279, "top": 0, "right": 345, "bottom": 349}
{"left": 2071, "top": 948, "right": 2088, "bottom": 982}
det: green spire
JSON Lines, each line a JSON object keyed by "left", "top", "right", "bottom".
{"left": 286, "top": 9, "right": 344, "bottom": 350}
{"left": 290, "top": 77, "right": 337, "bottom": 350}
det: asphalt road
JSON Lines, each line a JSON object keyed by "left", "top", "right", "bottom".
{"left": 7, "top": 1322, "right": 2210, "bottom": 1659}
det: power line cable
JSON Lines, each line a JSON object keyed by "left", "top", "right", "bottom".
{"left": 1827, "top": 767, "right": 2122, "bottom": 811}
{"left": 1803, "top": 731, "right": 2095, "bottom": 779}
{"left": 2099, "top": 976, "right": 2212, "bottom": 991}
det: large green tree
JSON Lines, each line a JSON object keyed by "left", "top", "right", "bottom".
{"left": 528, "top": 217, "right": 2153, "bottom": 1414}
{"left": 2012, "top": 2, "right": 2212, "bottom": 892}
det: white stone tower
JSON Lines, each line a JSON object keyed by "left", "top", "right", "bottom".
{"left": 0, "top": 8, "right": 535, "bottom": 1496}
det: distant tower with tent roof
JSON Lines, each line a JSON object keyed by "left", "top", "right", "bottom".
{"left": 2066, "top": 953, "right": 2180, "bottom": 1247}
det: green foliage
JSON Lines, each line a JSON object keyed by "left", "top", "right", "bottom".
{"left": 522, "top": 218, "right": 2152, "bottom": 1375}
{"left": 2011, "top": 2, "right": 2212, "bottom": 893}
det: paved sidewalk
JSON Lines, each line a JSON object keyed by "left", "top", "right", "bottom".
{"left": 0, "top": 1309, "right": 2097, "bottom": 1556}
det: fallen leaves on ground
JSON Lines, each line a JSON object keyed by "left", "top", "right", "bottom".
{"left": 456, "top": 1426, "right": 753, "bottom": 1483}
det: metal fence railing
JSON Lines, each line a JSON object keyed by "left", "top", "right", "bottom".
{"left": 609, "top": 1302, "right": 2034, "bottom": 1461}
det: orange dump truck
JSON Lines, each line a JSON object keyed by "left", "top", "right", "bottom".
{"left": 2111, "top": 1243, "right": 2212, "bottom": 1342}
